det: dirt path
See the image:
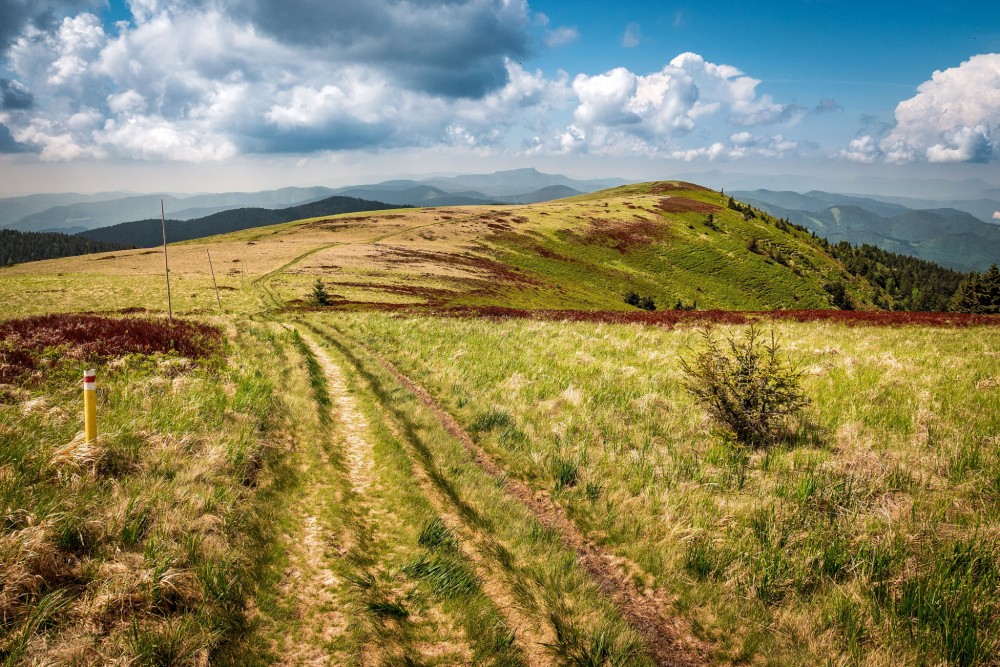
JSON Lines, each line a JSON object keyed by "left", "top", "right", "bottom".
{"left": 369, "top": 349, "right": 708, "bottom": 667}
{"left": 303, "top": 333, "right": 375, "bottom": 494}
{"left": 300, "top": 332, "right": 556, "bottom": 666}
{"left": 271, "top": 426, "right": 351, "bottom": 665}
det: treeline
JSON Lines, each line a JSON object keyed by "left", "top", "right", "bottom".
{"left": 727, "top": 195, "right": 960, "bottom": 311}
{"left": 821, "top": 240, "right": 965, "bottom": 311}
{"left": 950, "top": 264, "right": 1000, "bottom": 314}
{"left": 1, "top": 229, "right": 130, "bottom": 267}
{"left": 78, "top": 195, "right": 407, "bottom": 248}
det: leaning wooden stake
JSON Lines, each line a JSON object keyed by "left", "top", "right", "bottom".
{"left": 161, "top": 199, "right": 173, "bottom": 322}
{"left": 83, "top": 369, "right": 97, "bottom": 443}
{"left": 206, "top": 249, "right": 222, "bottom": 310}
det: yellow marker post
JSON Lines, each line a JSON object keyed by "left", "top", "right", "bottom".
{"left": 83, "top": 369, "right": 97, "bottom": 442}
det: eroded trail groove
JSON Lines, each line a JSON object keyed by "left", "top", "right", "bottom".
{"left": 299, "top": 332, "right": 553, "bottom": 665}
{"left": 302, "top": 332, "right": 375, "bottom": 495}
{"left": 366, "top": 345, "right": 706, "bottom": 667}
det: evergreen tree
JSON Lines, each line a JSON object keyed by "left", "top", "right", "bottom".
{"left": 309, "top": 278, "right": 332, "bottom": 306}
{"left": 951, "top": 264, "right": 1000, "bottom": 313}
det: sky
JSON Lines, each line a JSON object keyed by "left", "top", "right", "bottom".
{"left": 0, "top": 0, "right": 998, "bottom": 195}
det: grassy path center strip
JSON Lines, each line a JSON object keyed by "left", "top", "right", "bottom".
{"left": 298, "top": 329, "right": 548, "bottom": 665}
{"left": 353, "top": 332, "right": 708, "bottom": 667}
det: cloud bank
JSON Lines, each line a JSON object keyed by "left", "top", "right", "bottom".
{"left": 841, "top": 53, "right": 1000, "bottom": 164}
{"left": 0, "top": 0, "right": 874, "bottom": 165}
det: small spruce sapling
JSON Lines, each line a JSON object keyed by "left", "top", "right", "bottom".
{"left": 680, "top": 324, "right": 808, "bottom": 447}
{"left": 309, "top": 278, "right": 332, "bottom": 306}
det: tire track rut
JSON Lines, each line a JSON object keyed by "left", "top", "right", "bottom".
{"left": 299, "top": 332, "right": 554, "bottom": 666}
{"left": 365, "top": 346, "right": 708, "bottom": 667}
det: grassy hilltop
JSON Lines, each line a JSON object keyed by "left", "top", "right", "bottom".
{"left": 0, "top": 182, "right": 879, "bottom": 316}
{"left": 1, "top": 183, "right": 998, "bottom": 666}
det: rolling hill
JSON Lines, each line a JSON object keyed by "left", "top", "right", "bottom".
{"left": 1, "top": 181, "right": 904, "bottom": 316}
{"left": 2, "top": 180, "right": 997, "bottom": 667}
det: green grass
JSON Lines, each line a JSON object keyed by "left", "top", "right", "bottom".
{"left": 325, "top": 311, "right": 1000, "bottom": 666}
{"left": 0, "top": 322, "right": 288, "bottom": 664}
{"left": 303, "top": 319, "right": 656, "bottom": 666}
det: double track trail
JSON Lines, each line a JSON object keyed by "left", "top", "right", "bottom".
{"left": 294, "top": 321, "right": 706, "bottom": 666}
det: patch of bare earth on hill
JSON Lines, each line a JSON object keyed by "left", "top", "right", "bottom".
{"left": 303, "top": 334, "right": 374, "bottom": 494}
{"left": 274, "top": 512, "right": 348, "bottom": 666}
{"left": 369, "top": 351, "right": 708, "bottom": 667}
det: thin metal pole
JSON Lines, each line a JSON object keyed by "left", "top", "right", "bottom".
{"left": 161, "top": 199, "right": 173, "bottom": 322}
{"left": 206, "top": 249, "right": 222, "bottom": 310}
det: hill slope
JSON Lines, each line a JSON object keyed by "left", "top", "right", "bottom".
{"left": 736, "top": 189, "right": 1000, "bottom": 271}
{"left": 1, "top": 181, "right": 898, "bottom": 317}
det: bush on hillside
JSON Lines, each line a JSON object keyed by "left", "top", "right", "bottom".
{"left": 680, "top": 325, "right": 808, "bottom": 447}
{"left": 624, "top": 291, "right": 656, "bottom": 311}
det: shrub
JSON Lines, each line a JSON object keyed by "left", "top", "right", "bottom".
{"left": 624, "top": 291, "right": 656, "bottom": 311}
{"left": 680, "top": 325, "right": 808, "bottom": 446}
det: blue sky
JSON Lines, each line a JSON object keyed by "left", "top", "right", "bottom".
{"left": 0, "top": 0, "right": 998, "bottom": 195}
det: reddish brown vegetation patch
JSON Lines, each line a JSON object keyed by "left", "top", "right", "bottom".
{"left": 0, "top": 314, "right": 222, "bottom": 384}
{"left": 651, "top": 181, "right": 715, "bottom": 193}
{"left": 656, "top": 197, "right": 723, "bottom": 214}
{"left": 378, "top": 247, "right": 539, "bottom": 285}
{"left": 361, "top": 305, "right": 998, "bottom": 328}
{"left": 578, "top": 217, "right": 670, "bottom": 252}
{"left": 305, "top": 213, "right": 406, "bottom": 229}
{"left": 530, "top": 244, "right": 572, "bottom": 262}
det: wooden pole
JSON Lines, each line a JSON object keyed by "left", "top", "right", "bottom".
{"left": 206, "top": 249, "right": 222, "bottom": 310}
{"left": 161, "top": 199, "right": 173, "bottom": 322}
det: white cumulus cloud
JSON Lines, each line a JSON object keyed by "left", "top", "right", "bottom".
{"left": 880, "top": 53, "right": 1000, "bottom": 163}
{"left": 0, "top": 1, "right": 806, "bottom": 164}
{"left": 555, "top": 52, "right": 802, "bottom": 157}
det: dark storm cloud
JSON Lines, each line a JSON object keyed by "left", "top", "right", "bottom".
{"left": 0, "top": 79, "right": 34, "bottom": 110}
{"left": 0, "top": 0, "right": 102, "bottom": 53}
{"left": 230, "top": 0, "right": 532, "bottom": 98}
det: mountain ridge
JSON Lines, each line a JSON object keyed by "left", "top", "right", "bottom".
{"left": 2, "top": 169, "right": 626, "bottom": 233}
{"left": 734, "top": 189, "right": 1000, "bottom": 271}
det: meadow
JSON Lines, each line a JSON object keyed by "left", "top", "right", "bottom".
{"left": 314, "top": 312, "right": 1000, "bottom": 666}
{"left": 2, "top": 182, "right": 998, "bottom": 665}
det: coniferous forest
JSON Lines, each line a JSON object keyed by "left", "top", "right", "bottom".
{"left": 1, "top": 229, "right": 131, "bottom": 267}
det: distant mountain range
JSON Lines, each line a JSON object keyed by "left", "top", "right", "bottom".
{"left": 733, "top": 189, "right": 1000, "bottom": 272}
{"left": 77, "top": 195, "right": 407, "bottom": 248}
{"left": 1, "top": 168, "right": 623, "bottom": 234}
